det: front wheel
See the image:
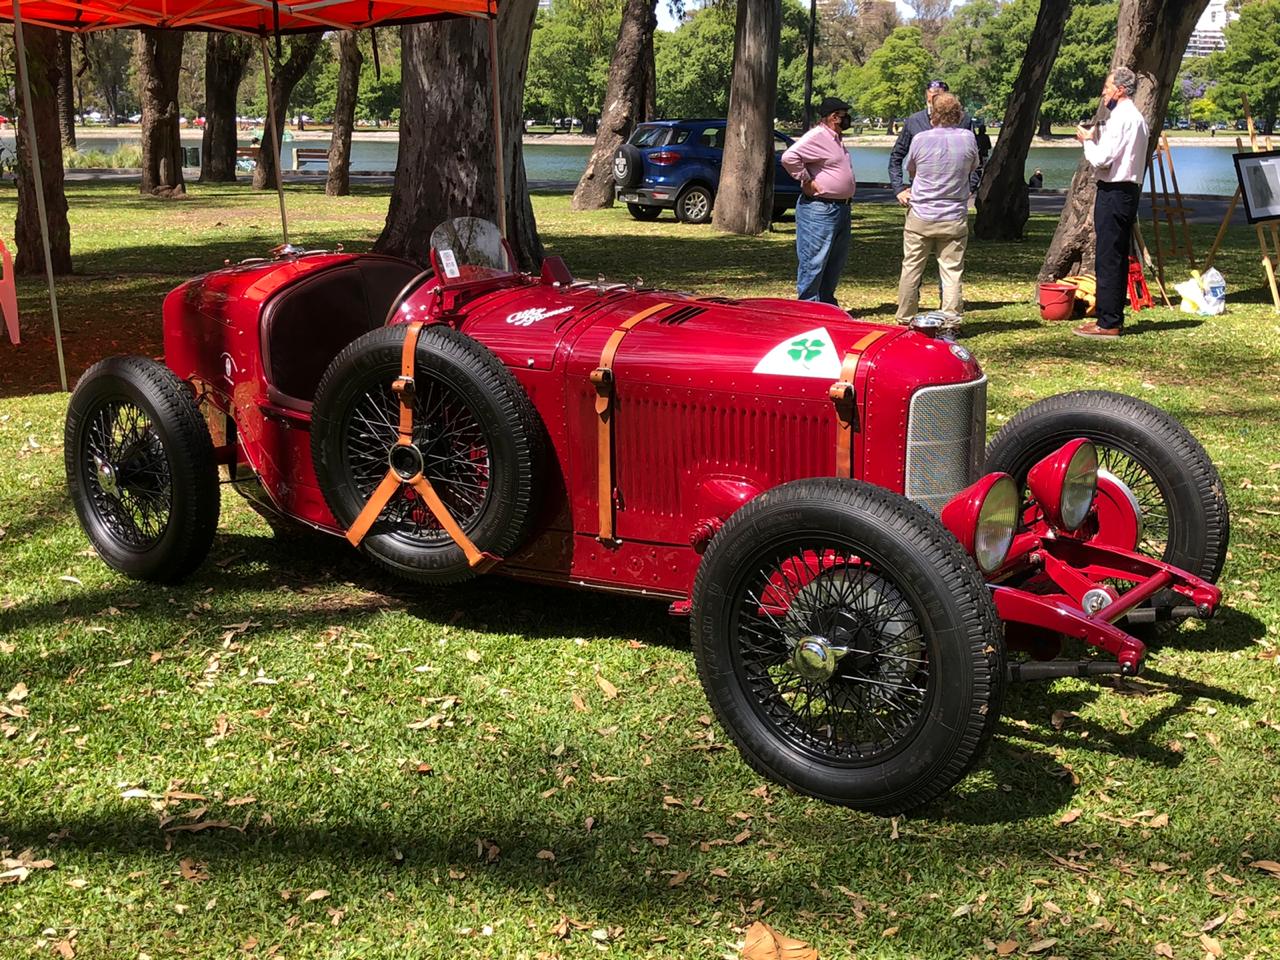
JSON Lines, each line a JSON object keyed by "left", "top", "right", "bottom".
{"left": 985, "top": 391, "right": 1229, "bottom": 584}
{"left": 64, "top": 357, "right": 220, "bottom": 582}
{"left": 626, "top": 202, "right": 662, "bottom": 221}
{"left": 675, "top": 185, "right": 713, "bottom": 224}
{"left": 691, "top": 479, "right": 1005, "bottom": 815}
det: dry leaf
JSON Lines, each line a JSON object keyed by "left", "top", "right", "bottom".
{"left": 995, "top": 941, "right": 1019, "bottom": 957}
{"left": 53, "top": 938, "right": 75, "bottom": 959}
{"left": 1199, "top": 934, "right": 1222, "bottom": 958}
{"left": 1027, "top": 938, "right": 1059, "bottom": 953}
{"left": 596, "top": 674, "right": 619, "bottom": 700}
{"left": 571, "top": 692, "right": 588, "bottom": 713}
{"left": 5, "top": 682, "right": 28, "bottom": 702}
{"left": 951, "top": 902, "right": 973, "bottom": 918}
{"left": 464, "top": 648, "right": 482, "bottom": 663}
{"left": 881, "top": 926, "right": 899, "bottom": 938}
{"left": 643, "top": 832, "right": 669, "bottom": 847}
{"left": 1050, "top": 710, "right": 1077, "bottom": 730}
{"left": 1058, "top": 808, "right": 1083, "bottom": 826}
{"left": 1015, "top": 893, "right": 1034, "bottom": 916}
{"left": 668, "top": 870, "right": 689, "bottom": 887}
{"left": 179, "top": 858, "right": 209, "bottom": 882}
{"left": 1154, "top": 944, "right": 1174, "bottom": 958}
{"left": 304, "top": 889, "right": 329, "bottom": 903}
{"left": 740, "top": 920, "right": 818, "bottom": 960}
{"left": 1147, "top": 813, "right": 1169, "bottom": 829}
{"left": 1248, "top": 859, "right": 1280, "bottom": 877}
{"left": 536, "top": 849, "right": 556, "bottom": 862}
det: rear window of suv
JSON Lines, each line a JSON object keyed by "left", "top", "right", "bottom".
{"left": 630, "top": 125, "right": 672, "bottom": 148}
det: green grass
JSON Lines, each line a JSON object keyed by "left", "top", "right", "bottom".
{"left": 2, "top": 182, "right": 1280, "bottom": 959}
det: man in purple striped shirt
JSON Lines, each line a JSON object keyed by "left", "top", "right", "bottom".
{"left": 894, "top": 92, "right": 978, "bottom": 325}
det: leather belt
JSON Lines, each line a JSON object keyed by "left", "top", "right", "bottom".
{"left": 828, "top": 329, "right": 886, "bottom": 477}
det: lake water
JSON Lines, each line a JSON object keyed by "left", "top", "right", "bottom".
{"left": 47, "top": 135, "right": 1247, "bottom": 196}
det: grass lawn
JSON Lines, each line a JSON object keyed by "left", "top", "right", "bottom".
{"left": 2, "top": 182, "right": 1279, "bottom": 959}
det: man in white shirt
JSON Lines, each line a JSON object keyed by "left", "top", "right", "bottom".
{"left": 1072, "top": 67, "right": 1149, "bottom": 338}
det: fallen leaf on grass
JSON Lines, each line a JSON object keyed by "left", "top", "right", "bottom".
{"left": 596, "top": 674, "right": 619, "bottom": 700}
{"left": 5, "top": 682, "right": 27, "bottom": 702}
{"left": 1015, "top": 893, "right": 1034, "bottom": 916}
{"left": 741, "top": 920, "right": 818, "bottom": 960}
{"left": 643, "top": 832, "right": 669, "bottom": 847}
{"left": 995, "top": 941, "right": 1019, "bottom": 956}
{"left": 951, "top": 902, "right": 973, "bottom": 918}
{"left": 164, "top": 820, "right": 240, "bottom": 835}
{"left": 1026, "top": 938, "right": 1059, "bottom": 953}
{"left": 1058, "top": 808, "right": 1083, "bottom": 826}
{"left": 304, "top": 889, "right": 330, "bottom": 903}
{"left": 1050, "top": 710, "right": 1077, "bottom": 730}
{"left": 1199, "top": 934, "right": 1222, "bottom": 958}
{"left": 225, "top": 796, "right": 256, "bottom": 807}
{"left": 179, "top": 859, "right": 209, "bottom": 882}
{"left": 536, "top": 849, "right": 556, "bottom": 862}
{"left": 1154, "top": 944, "right": 1174, "bottom": 958}
{"left": 1248, "top": 859, "right": 1280, "bottom": 877}
{"left": 52, "top": 938, "right": 75, "bottom": 959}
{"left": 1147, "top": 813, "right": 1169, "bottom": 829}
{"left": 668, "top": 870, "right": 689, "bottom": 887}
{"left": 571, "top": 691, "right": 588, "bottom": 713}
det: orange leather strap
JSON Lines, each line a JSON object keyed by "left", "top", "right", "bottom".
{"left": 829, "top": 330, "right": 886, "bottom": 478}
{"left": 345, "top": 322, "right": 499, "bottom": 572}
{"left": 591, "top": 302, "right": 671, "bottom": 541}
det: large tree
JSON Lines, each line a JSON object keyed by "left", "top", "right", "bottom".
{"left": 137, "top": 29, "right": 186, "bottom": 197}
{"left": 845, "top": 25, "right": 931, "bottom": 134}
{"left": 85, "top": 31, "right": 135, "bottom": 125}
{"left": 1041, "top": 0, "right": 1211, "bottom": 280}
{"left": 252, "top": 35, "right": 324, "bottom": 191}
{"left": 653, "top": 3, "right": 736, "bottom": 118}
{"left": 1210, "top": 0, "right": 1280, "bottom": 132}
{"left": 200, "top": 33, "right": 252, "bottom": 183}
{"left": 971, "top": 0, "right": 1072, "bottom": 241}
{"left": 1039, "top": 1, "right": 1118, "bottom": 134}
{"left": 13, "top": 24, "right": 71, "bottom": 275}
{"left": 375, "top": 0, "right": 544, "bottom": 269}
{"left": 713, "top": 0, "right": 782, "bottom": 236}
{"left": 56, "top": 32, "right": 75, "bottom": 148}
{"left": 326, "top": 32, "right": 363, "bottom": 197}
{"left": 571, "top": 0, "right": 658, "bottom": 210}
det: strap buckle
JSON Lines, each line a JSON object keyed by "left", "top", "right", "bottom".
{"left": 391, "top": 375, "right": 416, "bottom": 401}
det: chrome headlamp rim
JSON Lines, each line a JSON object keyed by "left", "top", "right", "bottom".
{"left": 1058, "top": 440, "right": 1099, "bottom": 532}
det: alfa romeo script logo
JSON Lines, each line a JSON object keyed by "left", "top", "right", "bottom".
{"left": 505, "top": 306, "right": 574, "bottom": 327}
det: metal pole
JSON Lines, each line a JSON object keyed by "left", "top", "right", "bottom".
{"left": 12, "top": 0, "right": 68, "bottom": 391}
{"left": 258, "top": 36, "right": 290, "bottom": 245}
{"left": 487, "top": 16, "right": 507, "bottom": 239}
{"left": 803, "top": 0, "right": 816, "bottom": 129}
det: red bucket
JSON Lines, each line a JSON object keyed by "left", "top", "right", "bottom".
{"left": 1038, "top": 282, "right": 1078, "bottom": 322}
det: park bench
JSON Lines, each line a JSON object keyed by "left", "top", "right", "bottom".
{"left": 235, "top": 146, "right": 259, "bottom": 163}
{"left": 293, "top": 147, "right": 329, "bottom": 170}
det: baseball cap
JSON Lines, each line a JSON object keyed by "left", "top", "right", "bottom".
{"left": 926, "top": 79, "right": 950, "bottom": 91}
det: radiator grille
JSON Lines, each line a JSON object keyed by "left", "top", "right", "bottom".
{"left": 904, "top": 376, "right": 987, "bottom": 513}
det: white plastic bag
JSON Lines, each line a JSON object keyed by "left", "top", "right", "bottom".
{"left": 1176, "top": 270, "right": 1226, "bottom": 316}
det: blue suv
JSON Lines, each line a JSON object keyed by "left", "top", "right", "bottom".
{"left": 612, "top": 119, "right": 802, "bottom": 224}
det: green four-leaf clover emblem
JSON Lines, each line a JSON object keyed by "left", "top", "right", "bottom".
{"left": 787, "top": 337, "right": 825, "bottom": 363}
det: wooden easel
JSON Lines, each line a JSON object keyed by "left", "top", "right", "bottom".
{"left": 1202, "top": 95, "right": 1280, "bottom": 312}
{"left": 1146, "top": 134, "right": 1196, "bottom": 293}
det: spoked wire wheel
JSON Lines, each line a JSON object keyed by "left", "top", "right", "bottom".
{"left": 64, "top": 357, "right": 220, "bottom": 583}
{"left": 692, "top": 479, "right": 1004, "bottom": 814}
{"left": 341, "top": 371, "right": 493, "bottom": 547}
{"left": 734, "top": 547, "right": 930, "bottom": 766}
{"left": 311, "top": 324, "right": 544, "bottom": 585}
{"left": 81, "top": 398, "right": 173, "bottom": 547}
{"left": 1095, "top": 444, "right": 1168, "bottom": 559}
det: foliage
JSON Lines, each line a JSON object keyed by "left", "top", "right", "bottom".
{"left": 63, "top": 144, "right": 144, "bottom": 168}
{"left": 525, "top": 0, "right": 618, "bottom": 122}
{"left": 2, "top": 181, "right": 1280, "bottom": 959}
{"left": 776, "top": 0, "right": 838, "bottom": 125}
{"left": 846, "top": 26, "right": 932, "bottom": 122}
{"left": 1211, "top": 0, "right": 1280, "bottom": 127}
{"left": 818, "top": 0, "right": 902, "bottom": 69}
{"left": 934, "top": 0, "right": 1000, "bottom": 116}
{"left": 306, "top": 33, "right": 402, "bottom": 124}
{"left": 82, "top": 29, "right": 137, "bottom": 121}
{"left": 1040, "top": 1, "right": 1118, "bottom": 125}
{"left": 653, "top": 3, "right": 737, "bottom": 120}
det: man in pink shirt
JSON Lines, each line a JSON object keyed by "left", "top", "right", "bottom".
{"left": 781, "top": 97, "right": 856, "bottom": 305}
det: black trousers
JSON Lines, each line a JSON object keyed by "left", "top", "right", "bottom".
{"left": 1093, "top": 181, "right": 1141, "bottom": 330}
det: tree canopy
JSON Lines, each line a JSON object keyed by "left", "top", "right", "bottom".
{"left": 840, "top": 26, "right": 932, "bottom": 123}
{"left": 1210, "top": 0, "right": 1280, "bottom": 129}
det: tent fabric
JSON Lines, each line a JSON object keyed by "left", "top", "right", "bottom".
{"left": 1, "top": 0, "right": 495, "bottom": 34}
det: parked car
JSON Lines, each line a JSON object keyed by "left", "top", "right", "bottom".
{"left": 612, "top": 119, "right": 803, "bottom": 224}
{"left": 64, "top": 218, "right": 1227, "bottom": 814}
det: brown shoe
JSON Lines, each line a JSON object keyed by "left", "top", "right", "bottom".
{"left": 1072, "top": 321, "right": 1121, "bottom": 338}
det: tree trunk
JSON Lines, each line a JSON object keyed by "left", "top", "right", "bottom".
{"left": 200, "top": 33, "right": 251, "bottom": 182}
{"left": 1040, "top": 0, "right": 1210, "bottom": 280}
{"left": 252, "top": 35, "right": 324, "bottom": 191}
{"left": 640, "top": 8, "right": 657, "bottom": 122}
{"left": 14, "top": 24, "right": 71, "bottom": 275}
{"left": 1037, "top": 115, "right": 1053, "bottom": 138}
{"left": 713, "top": 0, "right": 782, "bottom": 236}
{"left": 137, "top": 29, "right": 186, "bottom": 197}
{"left": 570, "top": 0, "right": 657, "bottom": 210}
{"left": 972, "top": 0, "right": 1071, "bottom": 242}
{"left": 56, "top": 31, "right": 75, "bottom": 149}
{"left": 374, "top": 0, "right": 544, "bottom": 270}
{"left": 326, "top": 31, "right": 363, "bottom": 197}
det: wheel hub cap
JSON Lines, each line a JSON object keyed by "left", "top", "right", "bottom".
{"left": 791, "top": 635, "right": 844, "bottom": 681}
{"left": 388, "top": 442, "right": 424, "bottom": 481}
{"left": 94, "top": 455, "right": 120, "bottom": 499}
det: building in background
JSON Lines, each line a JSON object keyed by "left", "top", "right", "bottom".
{"left": 1185, "top": 0, "right": 1238, "bottom": 57}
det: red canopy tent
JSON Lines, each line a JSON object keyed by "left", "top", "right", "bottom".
{"left": 1, "top": 0, "right": 504, "bottom": 390}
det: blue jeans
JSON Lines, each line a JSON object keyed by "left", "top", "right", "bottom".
{"left": 795, "top": 196, "right": 851, "bottom": 305}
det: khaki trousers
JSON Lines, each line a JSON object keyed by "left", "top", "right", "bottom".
{"left": 895, "top": 211, "right": 969, "bottom": 323}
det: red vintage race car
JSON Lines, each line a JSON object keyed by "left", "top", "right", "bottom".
{"left": 64, "top": 218, "right": 1228, "bottom": 814}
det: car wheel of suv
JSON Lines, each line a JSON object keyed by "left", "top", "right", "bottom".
{"left": 627, "top": 202, "right": 661, "bottom": 221}
{"left": 612, "top": 143, "right": 644, "bottom": 189}
{"left": 985, "top": 391, "right": 1229, "bottom": 586}
{"left": 691, "top": 478, "right": 1005, "bottom": 815}
{"left": 65, "top": 356, "right": 221, "bottom": 583}
{"left": 311, "top": 325, "right": 545, "bottom": 586}
{"left": 675, "top": 185, "right": 713, "bottom": 224}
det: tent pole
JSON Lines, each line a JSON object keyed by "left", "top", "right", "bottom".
{"left": 12, "top": 0, "right": 68, "bottom": 391}
{"left": 258, "top": 36, "right": 290, "bottom": 245}
{"left": 487, "top": 16, "right": 507, "bottom": 239}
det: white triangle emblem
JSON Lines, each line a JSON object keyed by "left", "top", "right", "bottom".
{"left": 752, "top": 327, "right": 842, "bottom": 379}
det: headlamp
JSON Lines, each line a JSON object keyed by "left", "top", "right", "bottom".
{"left": 941, "top": 473, "right": 1019, "bottom": 574}
{"left": 1026, "top": 439, "right": 1099, "bottom": 532}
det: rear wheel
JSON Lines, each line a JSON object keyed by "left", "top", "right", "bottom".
{"left": 627, "top": 202, "right": 662, "bottom": 221}
{"left": 675, "top": 184, "right": 713, "bottom": 224}
{"left": 691, "top": 479, "right": 1005, "bottom": 814}
{"left": 311, "top": 324, "right": 544, "bottom": 585}
{"left": 64, "top": 357, "right": 220, "bottom": 582}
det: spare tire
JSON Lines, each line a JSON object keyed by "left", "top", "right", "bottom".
{"left": 311, "top": 324, "right": 544, "bottom": 585}
{"left": 612, "top": 143, "right": 644, "bottom": 188}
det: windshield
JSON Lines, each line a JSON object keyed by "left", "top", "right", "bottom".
{"left": 429, "top": 217, "right": 512, "bottom": 285}
{"left": 629, "top": 125, "right": 670, "bottom": 148}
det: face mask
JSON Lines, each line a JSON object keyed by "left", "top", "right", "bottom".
{"left": 837, "top": 116, "right": 852, "bottom": 131}
{"left": 1105, "top": 97, "right": 1118, "bottom": 111}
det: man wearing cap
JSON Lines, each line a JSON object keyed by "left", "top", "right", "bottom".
{"left": 888, "top": 80, "right": 980, "bottom": 207}
{"left": 781, "top": 96, "right": 857, "bottom": 304}
{"left": 1072, "top": 67, "right": 1149, "bottom": 338}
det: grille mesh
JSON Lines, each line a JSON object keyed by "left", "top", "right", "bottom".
{"left": 904, "top": 376, "right": 987, "bottom": 513}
